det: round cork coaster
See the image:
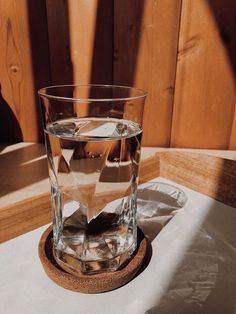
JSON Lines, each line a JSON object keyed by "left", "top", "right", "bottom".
{"left": 38, "top": 225, "right": 148, "bottom": 294}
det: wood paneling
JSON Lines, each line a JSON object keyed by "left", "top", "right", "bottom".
{"left": 171, "top": 0, "right": 236, "bottom": 149}
{"left": 46, "top": 0, "right": 113, "bottom": 118}
{"left": 1, "top": 1, "right": 236, "bottom": 148}
{"left": 68, "top": 0, "right": 113, "bottom": 85}
{"left": 46, "top": 0, "right": 73, "bottom": 85}
{"left": 114, "top": 0, "right": 182, "bottom": 147}
{"left": 46, "top": 0, "right": 113, "bottom": 86}
{"left": 0, "top": 0, "right": 50, "bottom": 142}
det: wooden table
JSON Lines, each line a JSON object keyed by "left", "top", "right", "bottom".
{"left": 1, "top": 142, "right": 236, "bottom": 243}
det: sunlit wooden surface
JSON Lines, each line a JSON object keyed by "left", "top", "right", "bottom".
{"left": 0, "top": 142, "right": 236, "bottom": 243}
{"left": 1, "top": 142, "right": 236, "bottom": 208}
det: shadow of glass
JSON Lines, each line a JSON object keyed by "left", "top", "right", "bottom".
{"left": 137, "top": 182, "right": 187, "bottom": 242}
{"left": 144, "top": 191, "right": 236, "bottom": 314}
{"left": 134, "top": 182, "right": 187, "bottom": 277}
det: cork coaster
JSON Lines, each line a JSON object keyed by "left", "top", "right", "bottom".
{"left": 38, "top": 225, "right": 148, "bottom": 293}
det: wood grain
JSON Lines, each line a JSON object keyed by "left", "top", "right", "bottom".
{"left": 159, "top": 151, "right": 236, "bottom": 208}
{"left": 0, "top": 0, "right": 50, "bottom": 142}
{"left": 46, "top": 0, "right": 113, "bottom": 118}
{"left": 171, "top": 0, "right": 236, "bottom": 149}
{"left": 114, "top": 0, "right": 182, "bottom": 147}
{"left": 139, "top": 154, "right": 160, "bottom": 184}
{"left": 46, "top": 0, "right": 73, "bottom": 85}
{"left": 46, "top": 0, "right": 113, "bottom": 86}
{"left": 0, "top": 193, "right": 51, "bottom": 244}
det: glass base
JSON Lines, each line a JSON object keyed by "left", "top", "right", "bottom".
{"left": 39, "top": 224, "right": 148, "bottom": 293}
{"left": 53, "top": 211, "right": 137, "bottom": 275}
{"left": 54, "top": 240, "right": 137, "bottom": 275}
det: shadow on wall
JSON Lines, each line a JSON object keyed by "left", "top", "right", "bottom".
{"left": 209, "top": 0, "right": 236, "bottom": 76}
{"left": 0, "top": 85, "right": 22, "bottom": 142}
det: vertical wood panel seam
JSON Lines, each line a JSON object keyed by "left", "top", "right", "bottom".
{"left": 169, "top": 0, "right": 183, "bottom": 148}
{"left": 228, "top": 101, "right": 236, "bottom": 148}
{"left": 112, "top": 0, "right": 114, "bottom": 85}
{"left": 43, "top": 0, "right": 52, "bottom": 87}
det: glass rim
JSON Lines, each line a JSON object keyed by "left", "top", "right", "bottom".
{"left": 38, "top": 84, "right": 148, "bottom": 102}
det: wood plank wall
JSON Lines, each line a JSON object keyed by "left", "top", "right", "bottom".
{"left": 171, "top": 0, "right": 236, "bottom": 149}
{"left": 0, "top": 0, "right": 50, "bottom": 142}
{"left": 46, "top": 0, "right": 113, "bottom": 86}
{"left": 0, "top": 0, "right": 236, "bottom": 149}
{"left": 114, "top": 0, "right": 182, "bottom": 147}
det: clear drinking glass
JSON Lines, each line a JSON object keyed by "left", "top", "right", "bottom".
{"left": 39, "top": 85, "right": 147, "bottom": 274}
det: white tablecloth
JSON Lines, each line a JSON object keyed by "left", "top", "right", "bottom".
{"left": 1, "top": 177, "right": 236, "bottom": 314}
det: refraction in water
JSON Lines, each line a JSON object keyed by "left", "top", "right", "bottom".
{"left": 45, "top": 117, "right": 142, "bottom": 273}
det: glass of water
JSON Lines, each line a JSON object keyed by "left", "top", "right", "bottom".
{"left": 39, "top": 85, "right": 147, "bottom": 274}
